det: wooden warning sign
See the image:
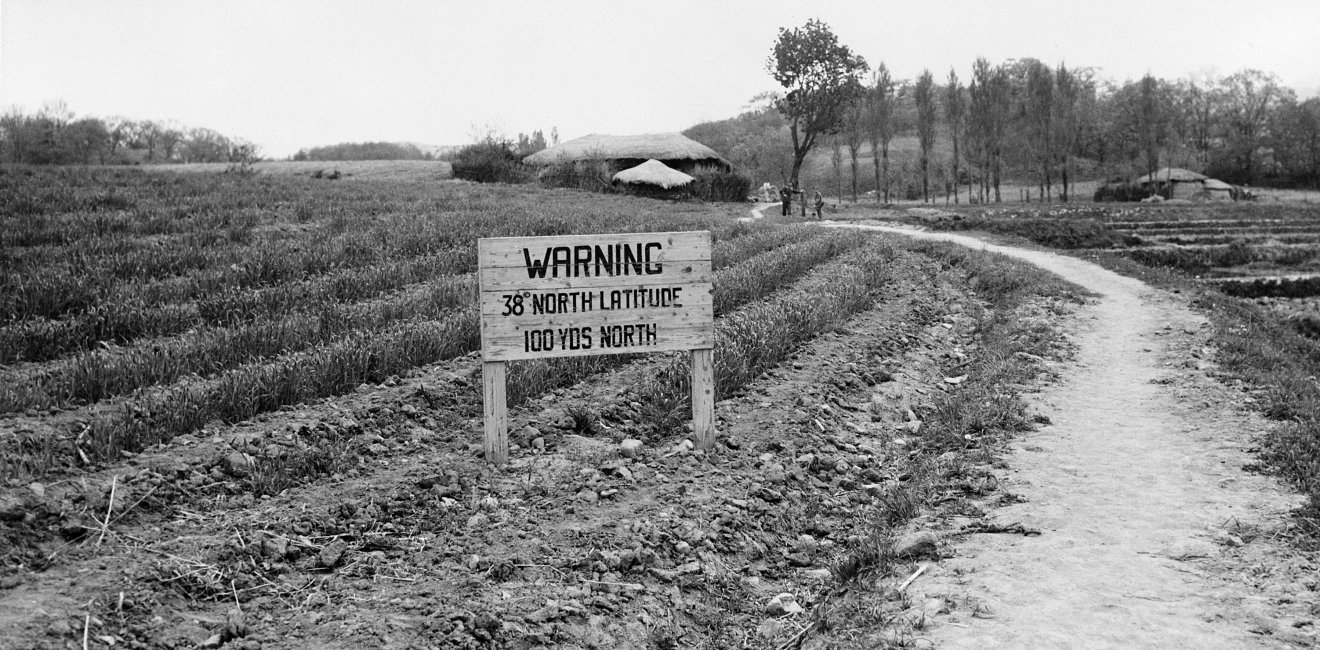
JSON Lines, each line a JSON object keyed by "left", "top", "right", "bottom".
{"left": 477, "top": 231, "right": 716, "bottom": 464}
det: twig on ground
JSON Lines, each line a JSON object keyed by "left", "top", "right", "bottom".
{"left": 898, "top": 563, "right": 929, "bottom": 592}
{"left": 96, "top": 475, "right": 118, "bottom": 547}
{"left": 82, "top": 613, "right": 90, "bottom": 650}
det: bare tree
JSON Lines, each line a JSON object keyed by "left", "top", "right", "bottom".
{"left": 864, "top": 64, "right": 898, "bottom": 202}
{"left": 914, "top": 70, "right": 937, "bottom": 203}
{"left": 944, "top": 69, "right": 967, "bottom": 204}
{"left": 1025, "top": 60, "right": 1055, "bottom": 201}
{"left": 841, "top": 96, "right": 866, "bottom": 201}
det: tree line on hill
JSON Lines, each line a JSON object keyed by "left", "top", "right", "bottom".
{"left": 292, "top": 142, "right": 435, "bottom": 162}
{"left": 0, "top": 101, "right": 258, "bottom": 166}
{"left": 686, "top": 20, "right": 1320, "bottom": 204}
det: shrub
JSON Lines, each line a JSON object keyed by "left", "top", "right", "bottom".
{"left": 451, "top": 142, "right": 532, "bottom": 184}
{"left": 689, "top": 167, "right": 752, "bottom": 202}
{"left": 536, "top": 160, "right": 618, "bottom": 193}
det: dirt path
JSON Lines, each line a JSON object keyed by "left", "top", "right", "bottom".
{"left": 824, "top": 222, "right": 1310, "bottom": 648}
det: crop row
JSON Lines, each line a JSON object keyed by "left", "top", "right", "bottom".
{"left": 0, "top": 249, "right": 474, "bottom": 364}
{"left": 15, "top": 225, "right": 864, "bottom": 468}
{"left": 1126, "top": 242, "right": 1320, "bottom": 274}
{"left": 0, "top": 275, "right": 476, "bottom": 412}
{"left": 639, "top": 238, "right": 898, "bottom": 414}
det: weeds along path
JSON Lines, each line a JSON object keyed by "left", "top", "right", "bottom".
{"left": 822, "top": 222, "right": 1307, "bottom": 648}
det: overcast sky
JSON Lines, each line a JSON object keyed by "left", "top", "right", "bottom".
{"left": 3, "top": 0, "right": 1318, "bottom": 159}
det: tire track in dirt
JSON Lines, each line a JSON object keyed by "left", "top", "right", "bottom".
{"left": 823, "top": 221, "right": 1308, "bottom": 649}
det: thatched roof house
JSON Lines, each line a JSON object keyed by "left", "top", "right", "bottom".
{"left": 612, "top": 159, "right": 695, "bottom": 189}
{"left": 523, "top": 133, "right": 731, "bottom": 173}
{"left": 1134, "top": 167, "right": 1233, "bottom": 201}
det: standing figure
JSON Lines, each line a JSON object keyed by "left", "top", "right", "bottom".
{"left": 779, "top": 185, "right": 792, "bottom": 216}
{"left": 812, "top": 190, "right": 824, "bottom": 220}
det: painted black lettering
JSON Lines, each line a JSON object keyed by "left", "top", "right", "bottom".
{"left": 550, "top": 246, "right": 571, "bottom": 278}
{"left": 523, "top": 248, "right": 553, "bottom": 279}
{"left": 622, "top": 243, "right": 643, "bottom": 275}
{"left": 573, "top": 246, "right": 592, "bottom": 278}
{"left": 594, "top": 245, "right": 615, "bottom": 276}
{"left": 644, "top": 242, "right": 663, "bottom": 274}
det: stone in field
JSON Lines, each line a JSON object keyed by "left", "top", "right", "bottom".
{"left": 893, "top": 531, "right": 938, "bottom": 559}
{"left": 221, "top": 451, "right": 253, "bottom": 478}
{"left": 318, "top": 539, "right": 348, "bottom": 568}
{"left": 620, "top": 439, "right": 644, "bottom": 458}
{"left": 765, "top": 592, "right": 804, "bottom": 616}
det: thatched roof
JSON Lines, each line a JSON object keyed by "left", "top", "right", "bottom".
{"left": 1202, "top": 178, "right": 1234, "bottom": 191}
{"left": 612, "top": 159, "right": 694, "bottom": 189}
{"left": 523, "top": 133, "right": 730, "bottom": 168}
{"left": 1134, "top": 167, "right": 1207, "bottom": 184}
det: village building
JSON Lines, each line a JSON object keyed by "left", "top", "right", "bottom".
{"left": 522, "top": 132, "right": 732, "bottom": 174}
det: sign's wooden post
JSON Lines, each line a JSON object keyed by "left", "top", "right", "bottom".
{"left": 482, "top": 361, "right": 508, "bottom": 465}
{"left": 691, "top": 348, "right": 715, "bottom": 450}
{"left": 477, "top": 231, "right": 715, "bottom": 464}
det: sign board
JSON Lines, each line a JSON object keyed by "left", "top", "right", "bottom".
{"left": 476, "top": 231, "right": 716, "bottom": 464}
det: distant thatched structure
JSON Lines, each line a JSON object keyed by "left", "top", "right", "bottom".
{"left": 1095, "top": 167, "right": 1241, "bottom": 202}
{"left": 612, "top": 159, "right": 695, "bottom": 189}
{"left": 523, "top": 133, "right": 732, "bottom": 173}
{"left": 1135, "top": 167, "right": 1233, "bottom": 201}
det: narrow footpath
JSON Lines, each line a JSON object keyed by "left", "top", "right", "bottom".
{"left": 825, "top": 222, "right": 1309, "bottom": 649}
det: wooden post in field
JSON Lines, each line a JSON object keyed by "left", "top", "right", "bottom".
{"left": 482, "top": 361, "right": 508, "bottom": 464}
{"left": 477, "top": 231, "right": 716, "bottom": 464}
{"left": 691, "top": 348, "right": 714, "bottom": 449}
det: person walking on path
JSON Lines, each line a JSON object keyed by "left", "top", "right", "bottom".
{"left": 779, "top": 185, "right": 792, "bottom": 217}
{"left": 812, "top": 190, "right": 824, "bottom": 220}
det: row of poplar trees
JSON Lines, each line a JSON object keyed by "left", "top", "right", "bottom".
{"left": 762, "top": 20, "right": 1319, "bottom": 204}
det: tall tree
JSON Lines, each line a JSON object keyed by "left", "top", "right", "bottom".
{"left": 944, "top": 69, "right": 967, "bottom": 204}
{"left": 841, "top": 95, "right": 866, "bottom": 201}
{"left": 914, "top": 70, "right": 936, "bottom": 202}
{"left": 767, "top": 19, "right": 869, "bottom": 188}
{"left": 1138, "top": 74, "right": 1163, "bottom": 179}
{"left": 830, "top": 132, "right": 844, "bottom": 203}
{"left": 969, "top": 58, "right": 1009, "bottom": 202}
{"left": 864, "top": 64, "right": 898, "bottom": 202}
{"left": 1052, "top": 63, "right": 1085, "bottom": 201}
{"left": 1025, "top": 60, "right": 1054, "bottom": 200}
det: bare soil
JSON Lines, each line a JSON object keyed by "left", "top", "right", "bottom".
{"left": 828, "top": 223, "right": 1318, "bottom": 648}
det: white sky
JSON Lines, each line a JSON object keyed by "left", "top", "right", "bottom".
{"left": 2, "top": 0, "right": 1318, "bottom": 159}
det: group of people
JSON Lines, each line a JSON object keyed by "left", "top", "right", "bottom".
{"left": 777, "top": 185, "right": 825, "bottom": 220}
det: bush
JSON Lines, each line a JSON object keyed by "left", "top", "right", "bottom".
{"left": 689, "top": 167, "right": 752, "bottom": 202}
{"left": 537, "top": 160, "right": 619, "bottom": 193}
{"left": 451, "top": 142, "right": 532, "bottom": 184}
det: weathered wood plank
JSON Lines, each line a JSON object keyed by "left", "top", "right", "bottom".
{"left": 478, "top": 231, "right": 711, "bottom": 270}
{"left": 482, "top": 361, "right": 508, "bottom": 465}
{"left": 481, "top": 322, "right": 714, "bottom": 362}
{"left": 479, "top": 282, "right": 712, "bottom": 317}
{"left": 479, "top": 261, "right": 711, "bottom": 291}
{"left": 691, "top": 348, "right": 715, "bottom": 450}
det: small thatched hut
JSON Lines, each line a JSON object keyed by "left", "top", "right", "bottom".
{"left": 612, "top": 159, "right": 695, "bottom": 189}
{"left": 1134, "top": 168, "right": 1233, "bottom": 201}
{"left": 611, "top": 159, "right": 694, "bottom": 198}
{"left": 523, "top": 133, "right": 731, "bottom": 173}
